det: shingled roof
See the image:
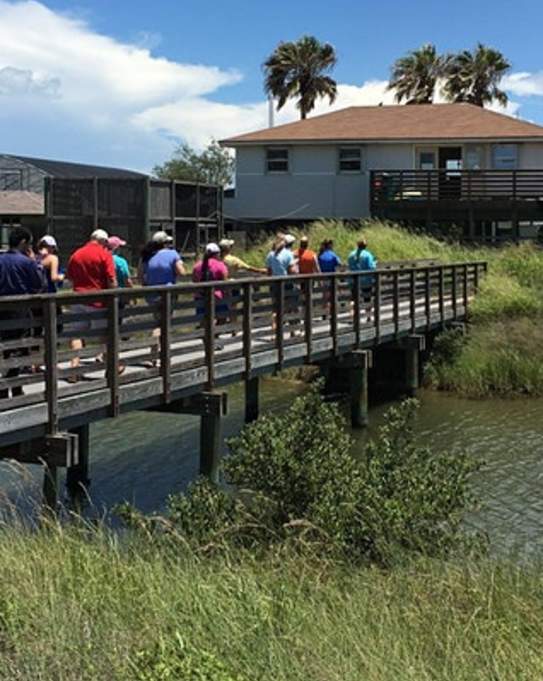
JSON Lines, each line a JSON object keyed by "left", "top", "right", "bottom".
{"left": 222, "top": 103, "right": 543, "bottom": 145}
{"left": 0, "top": 190, "right": 44, "bottom": 215}
{"left": 5, "top": 155, "right": 147, "bottom": 179}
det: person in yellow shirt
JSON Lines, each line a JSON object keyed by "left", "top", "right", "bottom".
{"left": 219, "top": 238, "right": 266, "bottom": 275}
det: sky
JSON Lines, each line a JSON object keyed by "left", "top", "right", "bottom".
{"left": 1, "top": 0, "right": 543, "bottom": 172}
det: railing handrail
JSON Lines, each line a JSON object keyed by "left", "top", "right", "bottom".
{"left": 0, "top": 261, "right": 488, "bottom": 306}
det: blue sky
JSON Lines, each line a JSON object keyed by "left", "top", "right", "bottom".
{"left": 1, "top": 0, "right": 542, "bottom": 171}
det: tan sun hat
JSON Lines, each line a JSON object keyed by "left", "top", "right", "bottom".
{"left": 219, "top": 238, "right": 235, "bottom": 248}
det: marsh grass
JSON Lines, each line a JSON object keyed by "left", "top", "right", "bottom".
{"left": 0, "top": 522, "right": 542, "bottom": 681}
{"left": 241, "top": 220, "right": 543, "bottom": 396}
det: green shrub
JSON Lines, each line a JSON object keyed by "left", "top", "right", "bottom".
{"left": 119, "top": 386, "right": 479, "bottom": 563}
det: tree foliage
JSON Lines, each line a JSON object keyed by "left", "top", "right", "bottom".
{"left": 152, "top": 140, "right": 234, "bottom": 187}
{"left": 388, "top": 43, "right": 449, "bottom": 104}
{"left": 442, "top": 43, "right": 511, "bottom": 107}
{"left": 263, "top": 35, "right": 337, "bottom": 119}
{"left": 388, "top": 42, "right": 511, "bottom": 107}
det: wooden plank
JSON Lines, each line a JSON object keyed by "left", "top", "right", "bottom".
{"left": 204, "top": 287, "right": 215, "bottom": 388}
{"left": 107, "top": 296, "right": 120, "bottom": 417}
{"left": 243, "top": 282, "right": 253, "bottom": 378}
{"left": 304, "top": 279, "right": 314, "bottom": 357}
{"left": 160, "top": 290, "right": 172, "bottom": 403}
{"left": 43, "top": 299, "right": 58, "bottom": 432}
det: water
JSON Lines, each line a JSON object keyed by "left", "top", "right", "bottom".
{"left": 1, "top": 382, "right": 542, "bottom": 556}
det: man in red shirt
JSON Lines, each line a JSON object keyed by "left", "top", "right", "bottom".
{"left": 66, "top": 229, "right": 118, "bottom": 381}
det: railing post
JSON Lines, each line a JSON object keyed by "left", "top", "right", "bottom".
{"left": 43, "top": 298, "right": 58, "bottom": 433}
{"left": 330, "top": 275, "right": 338, "bottom": 354}
{"left": 243, "top": 282, "right": 253, "bottom": 378}
{"left": 438, "top": 266, "right": 445, "bottom": 326}
{"left": 410, "top": 269, "right": 416, "bottom": 334}
{"left": 374, "top": 272, "right": 381, "bottom": 343}
{"left": 107, "top": 295, "right": 120, "bottom": 417}
{"left": 425, "top": 268, "right": 431, "bottom": 328}
{"left": 275, "top": 280, "right": 284, "bottom": 370}
{"left": 452, "top": 265, "right": 458, "bottom": 319}
{"left": 304, "top": 278, "right": 313, "bottom": 358}
{"left": 393, "top": 271, "right": 400, "bottom": 338}
{"left": 353, "top": 273, "right": 361, "bottom": 347}
{"left": 463, "top": 264, "right": 469, "bottom": 314}
{"left": 160, "top": 290, "right": 172, "bottom": 404}
{"left": 204, "top": 286, "right": 216, "bottom": 388}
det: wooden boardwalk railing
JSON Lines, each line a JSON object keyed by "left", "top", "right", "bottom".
{"left": 0, "top": 261, "right": 486, "bottom": 446}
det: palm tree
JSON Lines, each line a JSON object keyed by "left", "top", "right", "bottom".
{"left": 442, "top": 44, "right": 511, "bottom": 107}
{"left": 388, "top": 44, "right": 448, "bottom": 104}
{"left": 263, "top": 36, "right": 337, "bottom": 119}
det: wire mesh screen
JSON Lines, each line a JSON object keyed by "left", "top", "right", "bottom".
{"left": 51, "top": 179, "right": 94, "bottom": 217}
{"left": 199, "top": 185, "right": 219, "bottom": 221}
{"left": 175, "top": 183, "right": 197, "bottom": 218}
{"left": 98, "top": 179, "right": 144, "bottom": 218}
{"left": 149, "top": 181, "right": 172, "bottom": 220}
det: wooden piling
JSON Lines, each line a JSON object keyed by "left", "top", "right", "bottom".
{"left": 245, "top": 376, "right": 259, "bottom": 424}
{"left": 66, "top": 424, "right": 91, "bottom": 501}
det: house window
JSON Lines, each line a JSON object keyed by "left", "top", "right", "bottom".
{"left": 338, "top": 147, "right": 362, "bottom": 173}
{"left": 266, "top": 148, "right": 289, "bottom": 173}
{"left": 492, "top": 144, "right": 518, "bottom": 170}
{"left": 418, "top": 152, "right": 436, "bottom": 170}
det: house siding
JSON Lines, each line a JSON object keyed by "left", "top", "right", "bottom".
{"left": 225, "top": 141, "right": 543, "bottom": 224}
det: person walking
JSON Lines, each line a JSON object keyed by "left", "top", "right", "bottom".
{"left": 192, "top": 243, "right": 229, "bottom": 350}
{"left": 347, "top": 237, "right": 377, "bottom": 322}
{"left": 219, "top": 238, "right": 265, "bottom": 276}
{"left": 317, "top": 239, "right": 341, "bottom": 317}
{"left": 66, "top": 228, "right": 118, "bottom": 381}
{"left": 265, "top": 238, "right": 296, "bottom": 332}
{"left": 0, "top": 227, "right": 45, "bottom": 399}
{"left": 139, "top": 231, "right": 185, "bottom": 367}
{"left": 36, "top": 235, "right": 64, "bottom": 293}
{"left": 108, "top": 236, "right": 133, "bottom": 289}
{"left": 294, "top": 236, "right": 320, "bottom": 275}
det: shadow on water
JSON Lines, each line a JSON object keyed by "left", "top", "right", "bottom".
{"left": 1, "top": 380, "right": 542, "bottom": 557}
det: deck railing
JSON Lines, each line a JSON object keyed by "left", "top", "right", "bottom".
{"left": 0, "top": 262, "right": 487, "bottom": 436}
{"left": 370, "top": 169, "right": 543, "bottom": 205}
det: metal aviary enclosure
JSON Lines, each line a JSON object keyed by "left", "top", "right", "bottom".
{"left": 44, "top": 177, "right": 223, "bottom": 263}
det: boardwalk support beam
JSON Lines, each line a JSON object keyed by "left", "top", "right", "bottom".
{"left": 66, "top": 424, "right": 91, "bottom": 501}
{"left": 245, "top": 376, "right": 259, "bottom": 424}
{"left": 392, "top": 335, "right": 426, "bottom": 396}
{"left": 199, "top": 392, "right": 228, "bottom": 484}
{"left": 323, "top": 350, "right": 372, "bottom": 429}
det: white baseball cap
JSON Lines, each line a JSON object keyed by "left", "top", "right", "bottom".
{"left": 39, "top": 235, "right": 58, "bottom": 248}
{"left": 152, "top": 230, "right": 170, "bottom": 244}
{"left": 219, "top": 238, "right": 235, "bottom": 248}
{"left": 205, "top": 242, "right": 220, "bottom": 255}
{"left": 91, "top": 228, "right": 109, "bottom": 243}
{"left": 284, "top": 234, "right": 296, "bottom": 245}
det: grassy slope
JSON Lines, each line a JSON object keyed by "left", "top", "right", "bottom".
{"left": 242, "top": 220, "right": 543, "bottom": 397}
{"left": 1, "top": 526, "right": 542, "bottom": 681}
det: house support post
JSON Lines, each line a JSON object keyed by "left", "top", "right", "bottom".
{"left": 66, "top": 424, "right": 90, "bottom": 502}
{"left": 245, "top": 376, "right": 259, "bottom": 424}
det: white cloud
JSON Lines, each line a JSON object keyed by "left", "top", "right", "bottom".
{"left": 502, "top": 72, "right": 543, "bottom": 97}
{"left": 0, "top": 1, "right": 535, "bottom": 172}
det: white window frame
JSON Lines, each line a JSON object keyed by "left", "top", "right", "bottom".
{"left": 266, "top": 147, "right": 289, "bottom": 174}
{"left": 338, "top": 146, "right": 362, "bottom": 174}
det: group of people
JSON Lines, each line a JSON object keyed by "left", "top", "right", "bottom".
{"left": 0, "top": 225, "right": 377, "bottom": 397}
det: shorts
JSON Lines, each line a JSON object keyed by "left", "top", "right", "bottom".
{"left": 65, "top": 304, "right": 107, "bottom": 336}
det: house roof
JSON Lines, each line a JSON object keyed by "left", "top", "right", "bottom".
{"left": 3, "top": 154, "right": 147, "bottom": 179}
{"left": 0, "top": 190, "right": 44, "bottom": 215}
{"left": 222, "top": 103, "right": 543, "bottom": 145}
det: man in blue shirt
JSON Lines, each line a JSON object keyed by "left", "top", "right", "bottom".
{"left": 0, "top": 227, "right": 45, "bottom": 399}
{"left": 265, "top": 239, "right": 296, "bottom": 277}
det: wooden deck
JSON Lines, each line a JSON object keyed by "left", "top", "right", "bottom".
{"left": 370, "top": 169, "right": 543, "bottom": 240}
{"left": 0, "top": 262, "right": 486, "bottom": 451}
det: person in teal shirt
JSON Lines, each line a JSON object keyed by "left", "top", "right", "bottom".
{"left": 108, "top": 236, "right": 133, "bottom": 288}
{"left": 348, "top": 238, "right": 377, "bottom": 320}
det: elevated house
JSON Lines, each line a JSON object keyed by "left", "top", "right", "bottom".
{"left": 0, "top": 154, "right": 222, "bottom": 260}
{"left": 221, "top": 103, "right": 543, "bottom": 241}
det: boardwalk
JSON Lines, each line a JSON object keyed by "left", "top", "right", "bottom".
{"left": 0, "top": 261, "right": 486, "bottom": 504}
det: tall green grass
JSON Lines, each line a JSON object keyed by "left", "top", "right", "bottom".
{"left": 1, "top": 523, "right": 542, "bottom": 680}
{"left": 242, "top": 220, "right": 543, "bottom": 396}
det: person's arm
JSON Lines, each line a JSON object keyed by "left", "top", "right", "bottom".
{"left": 312, "top": 255, "right": 321, "bottom": 273}
{"left": 104, "top": 252, "right": 117, "bottom": 288}
{"left": 233, "top": 255, "right": 265, "bottom": 275}
{"left": 48, "top": 254, "right": 64, "bottom": 283}
{"left": 175, "top": 259, "right": 186, "bottom": 278}
{"left": 367, "top": 252, "right": 377, "bottom": 270}
{"left": 121, "top": 260, "right": 134, "bottom": 288}
{"left": 29, "top": 260, "right": 46, "bottom": 293}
